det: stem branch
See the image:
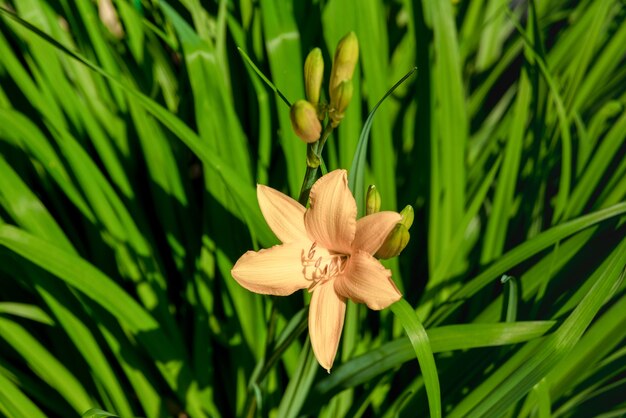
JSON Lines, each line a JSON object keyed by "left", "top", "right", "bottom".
{"left": 298, "top": 123, "right": 334, "bottom": 205}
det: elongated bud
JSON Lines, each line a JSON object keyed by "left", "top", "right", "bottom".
{"left": 328, "top": 32, "right": 358, "bottom": 127}
{"left": 329, "top": 32, "right": 359, "bottom": 93}
{"left": 376, "top": 204, "right": 413, "bottom": 259}
{"left": 366, "top": 185, "right": 381, "bottom": 215}
{"left": 376, "top": 224, "right": 410, "bottom": 259}
{"left": 304, "top": 48, "right": 324, "bottom": 107}
{"left": 400, "top": 205, "right": 414, "bottom": 228}
{"left": 290, "top": 100, "right": 322, "bottom": 143}
{"left": 99, "top": 0, "right": 124, "bottom": 39}
{"left": 329, "top": 79, "right": 353, "bottom": 127}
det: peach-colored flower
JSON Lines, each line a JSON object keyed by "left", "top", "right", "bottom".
{"left": 231, "top": 169, "right": 402, "bottom": 371}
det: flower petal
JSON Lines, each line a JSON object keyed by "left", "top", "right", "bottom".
{"left": 257, "top": 185, "right": 307, "bottom": 243}
{"left": 309, "top": 281, "right": 346, "bottom": 372}
{"left": 335, "top": 250, "right": 402, "bottom": 310}
{"left": 231, "top": 242, "right": 311, "bottom": 295}
{"left": 304, "top": 169, "right": 356, "bottom": 254}
{"left": 353, "top": 211, "right": 402, "bottom": 254}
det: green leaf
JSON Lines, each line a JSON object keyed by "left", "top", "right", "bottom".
{"left": 237, "top": 46, "right": 292, "bottom": 108}
{"left": 449, "top": 238, "right": 626, "bottom": 417}
{"left": 348, "top": 67, "right": 417, "bottom": 214}
{"left": 0, "top": 371, "right": 48, "bottom": 418}
{"left": 312, "top": 321, "right": 554, "bottom": 400}
{"left": 0, "top": 316, "right": 93, "bottom": 413}
{"left": 428, "top": 202, "right": 626, "bottom": 326}
{"left": 390, "top": 299, "right": 441, "bottom": 418}
{"left": 81, "top": 408, "right": 119, "bottom": 418}
{"left": 0, "top": 225, "right": 208, "bottom": 418}
{"left": 0, "top": 6, "right": 274, "bottom": 247}
{"left": 276, "top": 342, "right": 318, "bottom": 418}
{"left": 0, "top": 303, "right": 54, "bottom": 325}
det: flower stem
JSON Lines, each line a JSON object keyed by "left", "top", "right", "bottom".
{"left": 243, "top": 312, "right": 308, "bottom": 418}
{"left": 297, "top": 122, "right": 335, "bottom": 205}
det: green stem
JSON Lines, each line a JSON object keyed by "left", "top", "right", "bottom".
{"left": 264, "top": 299, "right": 279, "bottom": 358}
{"left": 244, "top": 121, "right": 335, "bottom": 415}
{"left": 257, "top": 315, "right": 308, "bottom": 383}
{"left": 298, "top": 123, "right": 335, "bottom": 205}
{"left": 244, "top": 311, "right": 309, "bottom": 418}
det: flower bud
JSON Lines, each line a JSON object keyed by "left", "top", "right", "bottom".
{"left": 98, "top": 0, "right": 124, "bottom": 39}
{"left": 366, "top": 185, "right": 381, "bottom": 215}
{"left": 329, "top": 79, "right": 353, "bottom": 127}
{"left": 400, "top": 205, "right": 414, "bottom": 229}
{"left": 290, "top": 100, "right": 322, "bottom": 143}
{"left": 329, "top": 32, "right": 359, "bottom": 93}
{"left": 304, "top": 48, "right": 324, "bottom": 107}
{"left": 376, "top": 224, "right": 410, "bottom": 259}
{"left": 375, "top": 205, "right": 413, "bottom": 259}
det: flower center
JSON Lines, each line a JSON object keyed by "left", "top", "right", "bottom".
{"left": 301, "top": 242, "right": 348, "bottom": 292}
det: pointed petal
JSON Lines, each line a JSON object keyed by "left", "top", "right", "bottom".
{"left": 309, "top": 281, "right": 346, "bottom": 372}
{"left": 231, "top": 242, "right": 310, "bottom": 295}
{"left": 335, "top": 251, "right": 402, "bottom": 310}
{"left": 304, "top": 169, "right": 356, "bottom": 254}
{"left": 257, "top": 185, "right": 307, "bottom": 243}
{"left": 353, "top": 211, "right": 402, "bottom": 254}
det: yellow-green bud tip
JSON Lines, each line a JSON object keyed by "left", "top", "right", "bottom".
{"left": 304, "top": 48, "right": 324, "bottom": 107}
{"left": 376, "top": 224, "right": 410, "bottom": 259}
{"left": 366, "top": 185, "right": 381, "bottom": 215}
{"left": 290, "top": 100, "right": 322, "bottom": 143}
{"left": 329, "top": 32, "right": 358, "bottom": 127}
{"left": 375, "top": 205, "right": 413, "bottom": 258}
{"left": 330, "top": 31, "right": 359, "bottom": 92}
{"left": 400, "top": 205, "right": 414, "bottom": 229}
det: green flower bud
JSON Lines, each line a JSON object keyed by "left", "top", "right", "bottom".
{"left": 328, "top": 32, "right": 358, "bottom": 127}
{"left": 400, "top": 205, "right": 414, "bottom": 229}
{"left": 376, "top": 224, "right": 410, "bottom": 259}
{"left": 290, "top": 100, "right": 322, "bottom": 143}
{"left": 329, "top": 79, "right": 353, "bottom": 127}
{"left": 375, "top": 205, "right": 413, "bottom": 259}
{"left": 366, "top": 185, "right": 381, "bottom": 215}
{"left": 304, "top": 48, "right": 324, "bottom": 107}
{"left": 329, "top": 31, "right": 359, "bottom": 94}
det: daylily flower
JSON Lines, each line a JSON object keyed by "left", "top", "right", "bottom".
{"left": 231, "top": 169, "right": 402, "bottom": 371}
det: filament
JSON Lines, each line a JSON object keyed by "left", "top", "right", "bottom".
{"left": 301, "top": 242, "right": 348, "bottom": 292}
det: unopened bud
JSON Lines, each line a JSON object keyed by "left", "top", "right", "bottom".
{"left": 290, "top": 100, "right": 322, "bottom": 143}
{"left": 400, "top": 205, "right": 414, "bottom": 229}
{"left": 304, "top": 48, "right": 324, "bottom": 107}
{"left": 376, "top": 224, "right": 410, "bottom": 259}
{"left": 366, "top": 185, "right": 381, "bottom": 215}
{"left": 98, "top": 0, "right": 124, "bottom": 39}
{"left": 329, "top": 32, "right": 359, "bottom": 93}
{"left": 329, "top": 79, "right": 353, "bottom": 127}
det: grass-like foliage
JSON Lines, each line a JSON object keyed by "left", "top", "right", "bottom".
{"left": 1, "top": 0, "right": 625, "bottom": 417}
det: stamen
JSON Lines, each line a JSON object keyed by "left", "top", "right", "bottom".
{"left": 301, "top": 241, "right": 349, "bottom": 292}
{"left": 308, "top": 242, "right": 317, "bottom": 259}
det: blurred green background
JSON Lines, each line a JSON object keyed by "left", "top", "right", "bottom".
{"left": 0, "top": 0, "right": 625, "bottom": 417}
